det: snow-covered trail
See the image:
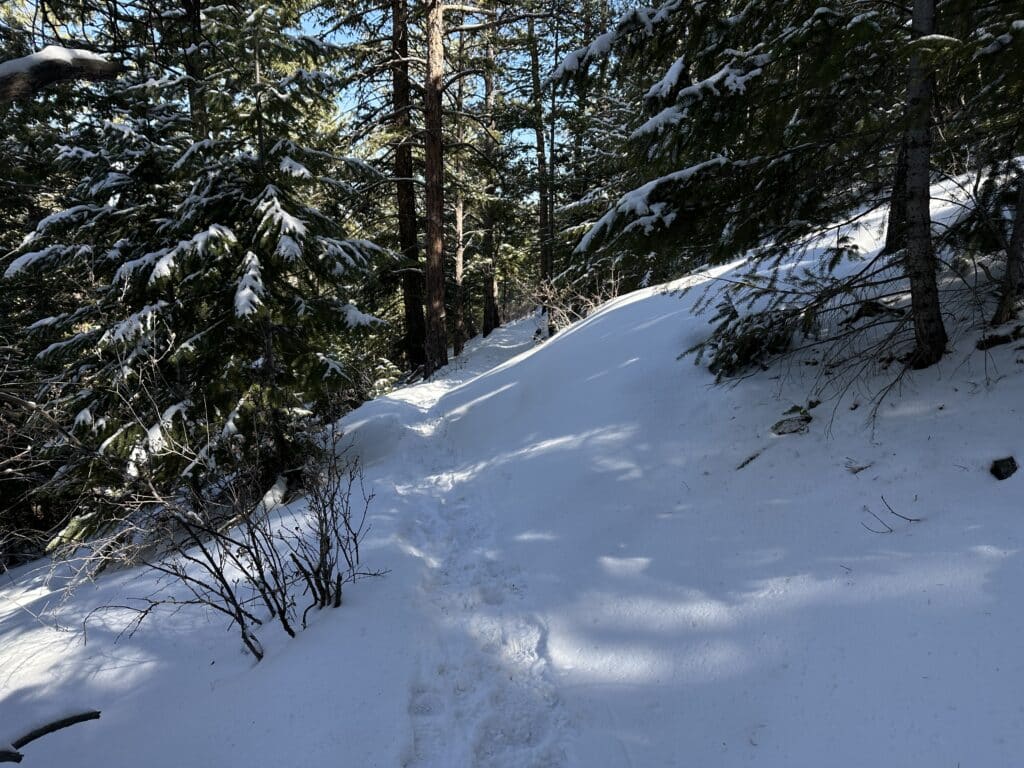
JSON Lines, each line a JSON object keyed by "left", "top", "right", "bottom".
{"left": 5, "top": 193, "right": 1024, "bottom": 767}
{"left": 343, "top": 318, "right": 570, "bottom": 766}
{"left": 341, "top": 256, "right": 1024, "bottom": 767}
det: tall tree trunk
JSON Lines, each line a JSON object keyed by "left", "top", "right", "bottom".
{"left": 481, "top": 34, "right": 501, "bottom": 337}
{"left": 903, "top": 0, "right": 947, "bottom": 368}
{"left": 423, "top": 0, "right": 448, "bottom": 376}
{"left": 451, "top": 30, "right": 467, "bottom": 357}
{"left": 548, "top": 22, "right": 559, "bottom": 278}
{"left": 570, "top": 1, "right": 593, "bottom": 203}
{"left": 453, "top": 190, "right": 467, "bottom": 355}
{"left": 884, "top": 137, "right": 907, "bottom": 254}
{"left": 183, "top": 0, "right": 209, "bottom": 140}
{"left": 392, "top": 0, "right": 427, "bottom": 369}
{"left": 527, "top": 17, "right": 553, "bottom": 285}
{"left": 992, "top": 173, "right": 1024, "bottom": 325}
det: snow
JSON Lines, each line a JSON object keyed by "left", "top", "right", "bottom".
{"left": 317, "top": 236, "right": 380, "bottom": 273}
{"left": 316, "top": 353, "right": 345, "bottom": 379}
{"left": 0, "top": 46, "right": 110, "bottom": 80}
{"left": 644, "top": 56, "right": 688, "bottom": 102}
{"left": 4, "top": 245, "right": 61, "bottom": 277}
{"left": 102, "top": 301, "right": 167, "bottom": 344}
{"left": 279, "top": 156, "right": 312, "bottom": 178}
{"left": 256, "top": 186, "right": 307, "bottom": 261}
{"left": 56, "top": 145, "right": 98, "bottom": 163}
{"left": 340, "top": 302, "right": 380, "bottom": 327}
{"left": 577, "top": 155, "right": 730, "bottom": 251}
{"left": 234, "top": 252, "right": 264, "bottom": 318}
{"left": 34, "top": 205, "right": 99, "bottom": 234}
{"left": 4, "top": 194, "right": 1024, "bottom": 766}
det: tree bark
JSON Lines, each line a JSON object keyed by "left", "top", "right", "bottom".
{"left": 884, "top": 137, "right": 907, "bottom": 254}
{"left": 452, "top": 29, "right": 468, "bottom": 357}
{"left": 453, "top": 190, "right": 467, "bottom": 355}
{"left": 423, "top": 0, "right": 449, "bottom": 376}
{"left": 183, "top": 0, "right": 209, "bottom": 139}
{"left": 527, "top": 17, "right": 553, "bottom": 284}
{"left": 481, "top": 34, "right": 501, "bottom": 337}
{"left": 903, "top": 0, "right": 947, "bottom": 368}
{"left": 392, "top": 0, "right": 427, "bottom": 369}
{"left": 992, "top": 173, "right": 1024, "bottom": 325}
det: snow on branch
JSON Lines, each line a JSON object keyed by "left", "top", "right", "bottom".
{"left": 234, "top": 252, "right": 265, "bottom": 318}
{"left": 549, "top": 0, "right": 686, "bottom": 83}
{"left": 633, "top": 58, "right": 767, "bottom": 138}
{"left": 0, "top": 46, "right": 122, "bottom": 101}
{"left": 576, "top": 156, "right": 730, "bottom": 253}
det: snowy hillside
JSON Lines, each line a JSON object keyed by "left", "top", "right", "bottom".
{"left": 4, "top": 215, "right": 1024, "bottom": 766}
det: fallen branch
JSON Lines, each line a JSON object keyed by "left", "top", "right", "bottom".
{"left": 0, "top": 710, "right": 101, "bottom": 762}
{"left": 880, "top": 495, "right": 921, "bottom": 523}
{"left": 860, "top": 505, "right": 893, "bottom": 534}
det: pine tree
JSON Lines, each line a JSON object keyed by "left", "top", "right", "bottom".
{"left": 3, "top": 0, "right": 387, "bottom": 541}
{"left": 554, "top": 1, "right": 977, "bottom": 373}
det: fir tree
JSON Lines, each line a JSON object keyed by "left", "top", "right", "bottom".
{"left": 3, "top": 0, "right": 387, "bottom": 543}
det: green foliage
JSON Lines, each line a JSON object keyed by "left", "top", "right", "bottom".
{"left": 1, "top": 0, "right": 391, "bottom": 548}
{"left": 559, "top": 0, "right": 1024, "bottom": 376}
{"left": 691, "top": 294, "right": 797, "bottom": 379}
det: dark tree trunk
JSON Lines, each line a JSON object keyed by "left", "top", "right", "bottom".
{"left": 183, "top": 0, "right": 209, "bottom": 139}
{"left": 903, "top": 0, "right": 947, "bottom": 368}
{"left": 423, "top": 0, "right": 448, "bottom": 376}
{"left": 453, "top": 190, "right": 467, "bottom": 356}
{"left": 527, "top": 17, "right": 553, "bottom": 284}
{"left": 481, "top": 227, "right": 501, "bottom": 336}
{"left": 992, "top": 174, "right": 1024, "bottom": 325}
{"left": 392, "top": 0, "right": 426, "bottom": 369}
{"left": 481, "top": 35, "right": 501, "bottom": 337}
{"left": 884, "top": 137, "right": 907, "bottom": 254}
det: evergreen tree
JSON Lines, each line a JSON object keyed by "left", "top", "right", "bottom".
{"left": 554, "top": 1, "right": 990, "bottom": 373}
{"left": 3, "top": 0, "right": 387, "bottom": 543}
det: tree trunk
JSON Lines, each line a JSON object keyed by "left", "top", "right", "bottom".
{"left": 903, "top": 0, "right": 947, "bottom": 368}
{"left": 183, "top": 0, "right": 209, "bottom": 139}
{"left": 481, "top": 34, "right": 501, "bottom": 337}
{"left": 452, "top": 30, "right": 467, "bottom": 357}
{"left": 884, "top": 137, "right": 907, "bottom": 254}
{"left": 392, "top": 0, "right": 427, "bottom": 369}
{"left": 992, "top": 173, "right": 1024, "bottom": 325}
{"left": 481, "top": 224, "right": 501, "bottom": 336}
{"left": 423, "top": 0, "right": 448, "bottom": 376}
{"left": 453, "top": 190, "right": 467, "bottom": 356}
{"left": 527, "top": 17, "right": 553, "bottom": 284}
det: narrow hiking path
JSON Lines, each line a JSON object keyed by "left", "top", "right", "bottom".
{"left": 340, "top": 259, "right": 1024, "bottom": 768}
{"left": 344, "top": 315, "right": 571, "bottom": 766}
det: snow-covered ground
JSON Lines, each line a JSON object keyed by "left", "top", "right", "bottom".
{"left": 4, "top": 198, "right": 1024, "bottom": 766}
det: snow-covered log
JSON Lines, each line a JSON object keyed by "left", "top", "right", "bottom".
{"left": 0, "top": 46, "right": 122, "bottom": 101}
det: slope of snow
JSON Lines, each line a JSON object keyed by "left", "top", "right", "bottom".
{"left": 4, "top": 195, "right": 1024, "bottom": 766}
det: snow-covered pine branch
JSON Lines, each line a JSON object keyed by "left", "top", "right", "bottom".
{"left": 0, "top": 45, "right": 122, "bottom": 101}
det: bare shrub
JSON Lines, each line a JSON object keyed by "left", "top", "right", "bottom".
{"left": 534, "top": 274, "right": 623, "bottom": 335}
{"left": 86, "top": 424, "right": 383, "bottom": 661}
{"left": 290, "top": 428, "right": 376, "bottom": 628}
